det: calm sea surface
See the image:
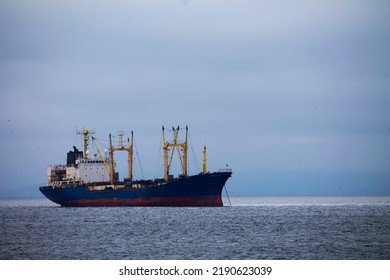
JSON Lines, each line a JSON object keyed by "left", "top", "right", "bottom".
{"left": 1, "top": 196, "right": 389, "bottom": 260}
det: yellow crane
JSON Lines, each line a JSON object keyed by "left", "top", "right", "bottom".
{"left": 162, "top": 126, "right": 188, "bottom": 182}
{"left": 91, "top": 136, "right": 110, "bottom": 174}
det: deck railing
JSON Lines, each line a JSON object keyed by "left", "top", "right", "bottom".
{"left": 219, "top": 168, "right": 232, "bottom": 173}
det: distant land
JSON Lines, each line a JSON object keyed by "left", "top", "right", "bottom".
{"left": 0, "top": 184, "right": 44, "bottom": 198}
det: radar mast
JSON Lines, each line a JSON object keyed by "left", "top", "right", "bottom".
{"left": 76, "top": 128, "right": 95, "bottom": 159}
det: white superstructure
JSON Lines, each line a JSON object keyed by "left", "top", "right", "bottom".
{"left": 47, "top": 155, "right": 112, "bottom": 184}
{"left": 77, "top": 157, "right": 111, "bottom": 183}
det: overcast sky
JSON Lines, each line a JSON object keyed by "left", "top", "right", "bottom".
{"left": 1, "top": 0, "right": 389, "bottom": 196}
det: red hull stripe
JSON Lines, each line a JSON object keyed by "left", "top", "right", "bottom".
{"left": 62, "top": 195, "right": 223, "bottom": 207}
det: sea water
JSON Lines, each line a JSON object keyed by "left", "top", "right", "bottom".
{"left": 0, "top": 196, "right": 389, "bottom": 259}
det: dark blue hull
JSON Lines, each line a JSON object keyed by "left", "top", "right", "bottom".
{"left": 39, "top": 172, "right": 232, "bottom": 207}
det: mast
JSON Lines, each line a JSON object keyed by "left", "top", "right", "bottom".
{"left": 76, "top": 128, "right": 95, "bottom": 159}
{"left": 109, "top": 133, "right": 115, "bottom": 185}
{"left": 108, "top": 130, "right": 134, "bottom": 183}
{"left": 162, "top": 125, "right": 189, "bottom": 182}
{"left": 202, "top": 145, "right": 207, "bottom": 174}
{"left": 183, "top": 126, "right": 188, "bottom": 177}
{"left": 128, "top": 131, "right": 133, "bottom": 182}
{"left": 162, "top": 126, "right": 169, "bottom": 182}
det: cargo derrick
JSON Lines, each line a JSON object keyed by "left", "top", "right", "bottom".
{"left": 108, "top": 131, "right": 133, "bottom": 186}
{"left": 162, "top": 126, "right": 189, "bottom": 182}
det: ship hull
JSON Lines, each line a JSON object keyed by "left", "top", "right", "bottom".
{"left": 39, "top": 172, "right": 231, "bottom": 207}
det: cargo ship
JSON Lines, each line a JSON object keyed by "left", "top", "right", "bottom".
{"left": 39, "top": 126, "right": 232, "bottom": 207}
